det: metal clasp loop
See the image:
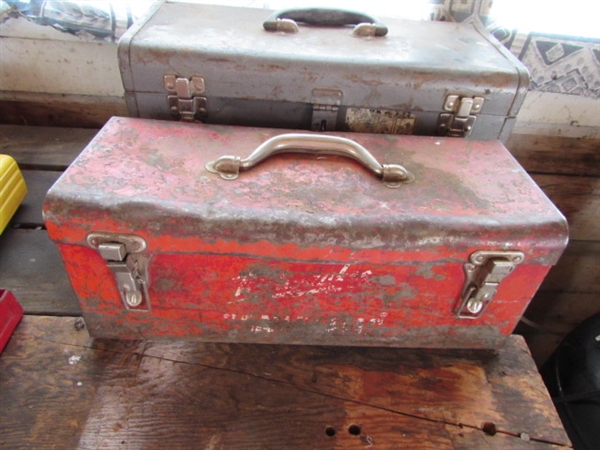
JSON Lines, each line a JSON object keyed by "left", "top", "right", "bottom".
{"left": 456, "top": 250, "right": 524, "bottom": 319}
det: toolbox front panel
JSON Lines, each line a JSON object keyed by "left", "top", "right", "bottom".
{"left": 129, "top": 93, "right": 511, "bottom": 140}
{"left": 56, "top": 242, "right": 550, "bottom": 347}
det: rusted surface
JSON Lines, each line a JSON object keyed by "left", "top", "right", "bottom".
{"left": 118, "top": 3, "right": 529, "bottom": 140}
{"left": 43, "top": 118, "right": 568, "bottom": 347}
{"left": 123, "top": 3, "right": 524, "bottom": 111}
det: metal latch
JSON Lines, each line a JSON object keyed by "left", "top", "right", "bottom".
{"left": 87, "top": 232, "right": 150, "bottom": 310}
{"left": 438, "top": 95, "right": 485, "bottom": 137}
{"left": 164, "top": 75, "right": 207, "bottom": 122}
{"left": 456, "top": 250, "right": 524, "bottom": 319}
{"left": 311, "top": 88, "right": 343, "bottom": 131}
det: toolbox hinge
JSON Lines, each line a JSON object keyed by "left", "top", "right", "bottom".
{"left": 87, "top": 232, "right": 150, "bottom": 310}
{"left": 438, "top": 95, "right": 485, "bottom": 138}
{"left": 456, "top": 250, "right": 524, "bottom": 319}
{"left": 311, "top": 88, "right": 343, "bottom": 131}
{"left": 164, "top": 75, "right": 208, "bottom": 122}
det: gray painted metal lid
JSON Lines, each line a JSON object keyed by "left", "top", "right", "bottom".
{"left": 119, "top": 2, "right": 529, "bottom": 117}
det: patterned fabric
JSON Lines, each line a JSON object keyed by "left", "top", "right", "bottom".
{"left": 430, "top": 0, "right": 599, "bottom": 99}
{"left": 518, "top": 35, "right": 599, "bottom": 98}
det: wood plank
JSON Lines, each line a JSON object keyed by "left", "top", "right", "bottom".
{"left": 526, "top": 291, "right": 600, "bottom": 324}
{"left": 0, "top": 124, "right": 97, "bottom": 169}
{"left": 520, "top": 239, "right": 600, "bottom": 367}
{"left": 11, "top": 170, "right": 62, "bottom": 225}
{"left": 0, "top": 228, "right": 80, "bottom": 315}
{"left": 0, "top": 93, "right": 126, "bottom": 129}
{"left": 140, "top": 340, "right": 570, "bottom": 448}
{"left": 518, "top": 292, "right": 600, "bottom": 367}
{"left": 0, "top": 316, "right": 143, "bottom": 449}
{"left": 507, "top": 133, "right": 600, "bottom": 177}
{"left": 0, "top": 316, "right": 570, "bottom": 449}
{"left": 539, "top": 240, "right": 600, "bottom": 294}
{"left": 531, "top": 174, "right": 600, "bottom": 242}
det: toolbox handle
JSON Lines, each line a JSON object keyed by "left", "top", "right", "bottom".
{"left": 205, "top": 134, "right": 414, "bottom": 188}
{"left": 263, "top": 8, "right": 388, "bottom": 37}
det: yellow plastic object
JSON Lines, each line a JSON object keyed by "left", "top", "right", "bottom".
{"left": 0, "top": 155, "right": 28, "bottom": 234}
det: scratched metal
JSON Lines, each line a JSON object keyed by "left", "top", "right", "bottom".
{"left": 118, "top": 3, "right": 529, "bottom": 141}
{"left": 44, "top": 118, "right": 568, "bottom": 348}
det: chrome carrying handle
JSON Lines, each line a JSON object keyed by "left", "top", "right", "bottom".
{"left": 205, "top": 134, "right": 414, "bottom": 189}
{"left": 263, "top": 8, "right": 388, "bottom": 37}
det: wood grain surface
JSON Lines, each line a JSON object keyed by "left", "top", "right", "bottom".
{"left": 507, "top": 134, "right": 600, "bottom": 177}
{"left": 0, "top": 228, "right": 80, "bottom": 315}
{"left": 506, "top": 133, "right": 599, "bottom": 366}
{"left": 537, "top": 241, "right": 600, "bottom": 294}
{"left": 531, "top": 174, "right": 600, "bottom": 242}
{"left": 0, "top": 93, "right": 127, "bottom": 129}
{"left": 517, "top": 292, "right": 600, "bottom": 366}
{"left": 0, "top": 124, "right": 95, "bottom": 169}
{"left": 0, "top": 316, "right": 570, "bottom": 449}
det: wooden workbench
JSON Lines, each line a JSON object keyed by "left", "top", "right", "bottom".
{"left": 0, "top": 124, "right": 572, "bottom": 448}
{"left": 1, "top": 316, "right": 570, "bottom": 449}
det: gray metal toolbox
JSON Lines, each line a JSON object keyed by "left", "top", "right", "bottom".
{"left": 118, "top": 2, "right": 529, "bottom": 142}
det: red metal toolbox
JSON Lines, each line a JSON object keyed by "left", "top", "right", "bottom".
{"left": 118, "top": 3, "right": 529, "bottom": 142}
{"left": 43, "top": 117, "right": 567, "bottom": 348}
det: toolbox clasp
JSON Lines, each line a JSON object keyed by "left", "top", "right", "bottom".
{"left": 438, "top": 94, "right": 485, "bottom": 137}
{"left": 87, "top": 232, "right": 150, "bottom": 311}
{"left": 164, "top": 75, "right": 207, "bottom": 122}
{"left": 311, "top": 88, "right": 343, "bottom": 132}
{"left": 457, "top": 250, "right": 524, "bottom": 319}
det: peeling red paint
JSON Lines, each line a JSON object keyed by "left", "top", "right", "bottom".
{"left": 44, "top": 118, "right": 568, "bottom": 348}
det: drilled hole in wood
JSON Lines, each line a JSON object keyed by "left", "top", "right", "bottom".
{"left": 348, "top": 424, "right": 361, "bottom": 435}
{"left": 482, "top": 422, "right": 497, "bottom": 436}
{"left": 325, "top": 427, "right": 336, "bottom": 437}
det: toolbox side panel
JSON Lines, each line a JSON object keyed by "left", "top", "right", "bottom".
{"left": 117, "top": 0, "right": 164, "bottom": 117}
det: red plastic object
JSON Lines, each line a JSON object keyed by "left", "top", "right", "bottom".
{"left": 0, "top": 289, "right": 24, "bottom": 354}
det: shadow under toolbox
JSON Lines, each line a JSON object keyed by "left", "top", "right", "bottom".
{"left": 118, "top": 4, "right": 529, "bottom": 142}
{"left": 43, "top": 117, "right": 567, "bottom": 348}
